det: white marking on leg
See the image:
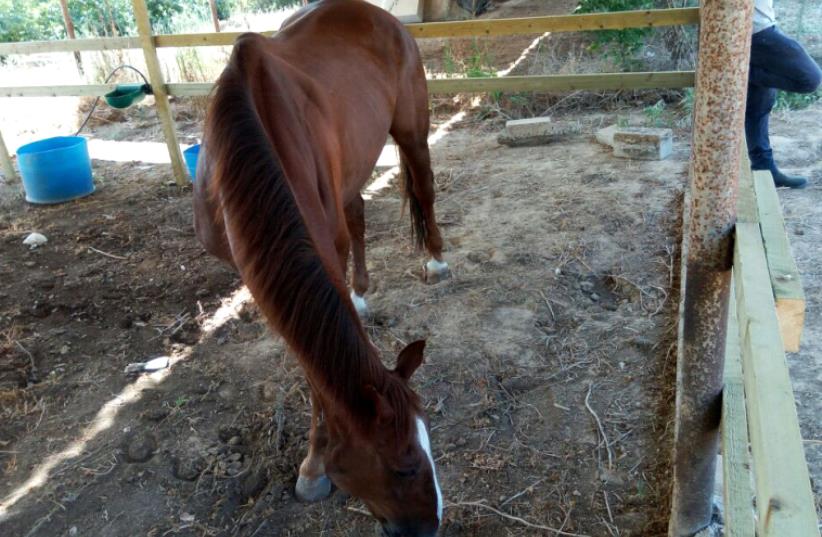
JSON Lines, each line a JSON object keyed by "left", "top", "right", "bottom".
{"left": 425, "top": 258, "right": 449, "bottom": 275}
{"left": 350, "top": 290, "right": 368, "bottom": 317}
{"left": 415, "top": 417, "right": 443, "bottom": 523}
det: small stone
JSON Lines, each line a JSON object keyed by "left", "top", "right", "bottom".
{"left": 219, "top": 426, "right": 241, "bottom": 443}
{"left": 143, "top": 408, "right": 169, "bottom": 422}
{"left": 195, "top": 288, "right": 209, "bottom": 298}
{"left": 173, "top": 456, "right": 205, "bottom": 481}
{"left": 23, "top": 232, "right": 48, "bottom": 249}
{"left": 125, "top": 432, "right": 157, "bottom": 463}
{"left": 590, "top": 293, "right": 600, "bottom": 302}
{"left": 228, "top": 452, "right": 242, "bottom": 462}
{"left": 68, "top": 527, "right": 78, "bottom": 537}
{"left": 580, "top": 281, "right": 595, "bottom": 292}
{"left": 228, "top": 436, "right": 242, "bottom": 446}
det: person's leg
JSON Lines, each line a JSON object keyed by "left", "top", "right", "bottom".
{"left": 745, "top": 83, "right": 777, "bottom": 169}
{"left": 749, "top": 27, "right": 821, "bottom": 94}
{"left": 746, "top": 27, "right": 819, "bottom": 188}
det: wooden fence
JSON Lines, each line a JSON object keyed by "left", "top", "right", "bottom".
{"left": 720, "top": 156, "right": 817, "bottom": 536}
{"left": 0, "top": 6, "right": 699, "bottom": 186}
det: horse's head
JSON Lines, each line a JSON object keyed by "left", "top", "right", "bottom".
{"left": 325, "top": 340, "right": 442, "bottom": 537}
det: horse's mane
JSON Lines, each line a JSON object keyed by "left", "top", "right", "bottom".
{"left": 206, "top": 35, "right": 419, "bottom": 438}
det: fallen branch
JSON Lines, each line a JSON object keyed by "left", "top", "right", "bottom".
{"left": 585, "top": 382, "right": 614, "bottom": 470}
{"left": 448, "top": 500, "right": 591, "bottom": 537}
{"left": 88, "top": 246, "right": 128, "bottom": 260}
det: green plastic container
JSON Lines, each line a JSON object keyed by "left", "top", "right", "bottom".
{"left": 105, "top": 84, "right": 149, "bottom": 109}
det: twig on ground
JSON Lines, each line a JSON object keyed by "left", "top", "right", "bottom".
{"left": 448, "top": 500, "right": 591, "bottom": 537}
{"left": 603, "top": 490, "right": 614, "bottom": 524}
{"left": 585, "top": 382, "right": 614, "bottom": 470}
{"left": 16, "top": 341, "right": 36, "bottom": 371}
{"left": 88, "top": 246, "right": 128, "bottom": 260}
{"left": 499, "top": 477, "right": 546, "bottom": 507}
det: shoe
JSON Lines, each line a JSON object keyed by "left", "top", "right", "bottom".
{"left": 753, "top": 162, "right": 808, "bottom": 189}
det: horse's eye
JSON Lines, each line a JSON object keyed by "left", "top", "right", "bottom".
{"left": 394, "top": 467, "right": 417, "bottom": 479}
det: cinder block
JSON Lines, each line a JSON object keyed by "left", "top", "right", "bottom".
{"left": 498, "top": 117, "right": 580, "bottom": 147}
{"left": 612, "top": 127, "right": 673, "bottom": 160}
{"left": 595, "top": 125, "right": 618, "bottom": 147}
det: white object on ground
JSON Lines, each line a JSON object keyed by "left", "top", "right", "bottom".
{"left": 23, "top": 233, "right": 47, "bottom": 249}
{"left": 124, "top": 356, "right": 171, "bottom": 375}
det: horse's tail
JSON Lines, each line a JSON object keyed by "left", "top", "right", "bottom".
{"left": 399, "top": 155, "right": 428, "bottom": 251}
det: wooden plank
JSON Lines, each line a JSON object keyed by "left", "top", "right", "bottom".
{"left": 733, "top": 222, "right": 819, "bottom": 537}
{"left": 0, "top": 36, "right": 139, "bottom": 55}
{"left": 164, "top": 71, "right": 694, "bottom": 96}
{"left": 429, "top": 71, "right": 695, "bottom": 92}
{"left": 406, "top": 7, "right": 700, "bottom": 38}
{"left": 0, "top": 128, "right": 16, "bottom": 182}
{"left": 167, "top": 83, "right": 214, "bottom": 96}
{"left": 0, "top": 85, "right": 117, "bottom": 97}
{"left": 721, "top": 287, "right": 756, "bottom": 537}
{"left": 154, "top": 32, "right": 243, "bottom": 48}
{"left": 0, "top": 71, "right": 695, "bottom": 98}
{"left": 752, "top": 170, "right": 805, "bottom": 352}
{"left": 736, "top": 147, "right": 758, "bottom": 224}
{"left": 0, "top": 8, "right": 700, "bottom": 55}
{"left": 131, "top": 0, "right": 187, "bottom": 187}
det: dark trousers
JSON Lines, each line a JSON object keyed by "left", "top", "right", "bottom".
{"left": 746, "top": 26, "right": 822, "bottom": 169}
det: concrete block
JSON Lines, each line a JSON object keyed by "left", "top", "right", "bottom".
{"left": 366, "top": 0, "right": 423, "bottom": 23}
{"left": 498, "top": 117, "right": 580, "bottom": 147}
{"left": 612, "top": 127, "right": 673, "bottom": 160}
{"left": 595, "top": 125, "right": 617, "bottom": 147}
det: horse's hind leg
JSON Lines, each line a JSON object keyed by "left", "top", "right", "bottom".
{"left": 296, "top": 389, "right": 331, "bottom": 502}
{"left": 345, "top": 195, "right": 370, "bottom": 318}
{"left": 391, "top": 122, "right": 449, "bottom": 284}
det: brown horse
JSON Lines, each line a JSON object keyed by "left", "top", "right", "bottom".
{"left": 192, "top": 1, "right": 447, "bottom": 535}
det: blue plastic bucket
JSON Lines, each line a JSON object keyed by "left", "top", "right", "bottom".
{"left": 183, "top": 144, "right": 200, "bottom": 182}
{"left": 16, "top": 136, "right": 95, "bottom": 204}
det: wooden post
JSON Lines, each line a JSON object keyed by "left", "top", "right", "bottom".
{"left": 669, "top": 0, "right": 754, "bottom": 535}
{"left": 0, "top": 128, "right": 16, "bottom": 183}
{"left": 208, "top": 0, "right": 221, "bottom": 33}
{"left": 58, "top": 0, "right": 84, "bottom": 75}
{"left": 131, "top": 0, "right": 187, "bottom": 186}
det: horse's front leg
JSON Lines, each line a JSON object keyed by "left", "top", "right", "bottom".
{"left": 295, "top": 389, "right": 332, "bottom": 502}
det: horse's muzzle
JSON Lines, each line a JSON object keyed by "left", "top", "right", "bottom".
{"left": 377, "top": 522, "right": 438, "bottom": 537}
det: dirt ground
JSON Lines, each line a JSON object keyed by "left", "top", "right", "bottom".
{"left": 0, "top": 1, "right": 820, "bottom": 536}
{"left": 0, "top": 104, "right": 689, "bottom": 536}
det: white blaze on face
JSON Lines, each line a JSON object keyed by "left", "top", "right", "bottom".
{"left": 415, "top": 417, "right": 443, "bottom": 523}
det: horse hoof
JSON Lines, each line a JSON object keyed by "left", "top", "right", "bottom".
{"left": 424, "top": 259, "right": 450, "bottom": 284}
{"left": 350, "top": 291, "right": 370, "bottom": 319}
{"left": 295, "top": 474, "right": 332, "bottom": 503}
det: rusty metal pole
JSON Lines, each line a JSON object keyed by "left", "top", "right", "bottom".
{"left": 669, "top": 1, "right": 754, "bottom": 535}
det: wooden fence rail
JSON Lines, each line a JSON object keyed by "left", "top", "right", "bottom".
{"left": 0, "top": 8, "right": 699, "bottom": 56}
{"left": 719, "top": 161, "right": 817, "bottom": 537}
{"left": 0, "top": 71, "right": 696, "bottom": 98}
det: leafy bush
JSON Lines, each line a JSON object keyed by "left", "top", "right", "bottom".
{"left": 775, "top": 88, "right": 822, "bottom": 111}
{"left": 575, "top": 0, "right": 655, "bottom": 69}
{"left": 0, "top": 0, "right": 299, "bottom": 44}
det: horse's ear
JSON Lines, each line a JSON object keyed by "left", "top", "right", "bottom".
{"left": 395, "top": 340, "right": 426, "bottom": 381}
{"left": 363, "top": 384, "right": 394, "bottom": 424}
